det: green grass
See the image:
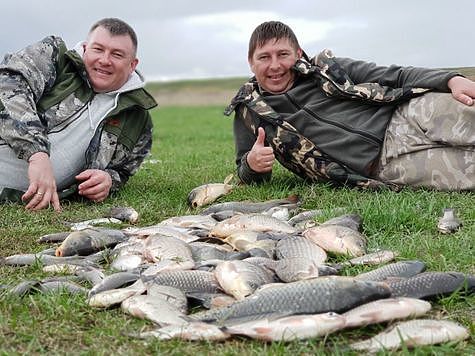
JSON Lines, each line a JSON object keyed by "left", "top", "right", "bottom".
{"left": 146, "top": 77, "right": 248, "bottom": 92}
{"left": 0, "top": 106, "right": 474, "bottom": 354}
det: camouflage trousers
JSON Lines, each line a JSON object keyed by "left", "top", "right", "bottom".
{"left": 378, "top": 92, "right": 475, "bottom": 191}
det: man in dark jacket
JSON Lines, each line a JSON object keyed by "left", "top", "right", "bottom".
{"left": 0, "top": 18, "right": 157, "bottom": 211}
{"left": 226, "top": 21, "right": 474, "bottom": 191}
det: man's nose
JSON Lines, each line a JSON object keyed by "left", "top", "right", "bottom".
{"left": 269, "top": 55, "right": 280, "bottom": 70}
{"left": 99, "top": 52, "right": 112, "bottom": 65}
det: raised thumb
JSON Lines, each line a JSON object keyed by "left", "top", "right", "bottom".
{"left": 255, "top": 127, "right": 266, "bottom": 146}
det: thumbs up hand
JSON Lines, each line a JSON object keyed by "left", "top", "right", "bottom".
{"left": 247, "top": 127, "right": 275, "bottom": 173}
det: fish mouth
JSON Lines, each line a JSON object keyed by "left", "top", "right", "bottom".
{"left": 187, "top": 191, "right": 198, "bottom": 207}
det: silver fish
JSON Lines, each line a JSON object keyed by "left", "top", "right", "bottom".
{"left": 275, "top": 234, "right": 327, "bottom": 265}
{"left": 350, "top": 319, "right": 469, "bottom": 352}
{"left": 288, "top": 207, "right": 347, "bottom": 227}
{"left": 88, "top": 279, "right": 146, "bottom": 308}
{"left": 224, "top": 231, "right": 263, "bottom": 250}
{"left": 88, "top": 271, "right": 140, "bottom": 297}
{"left": 274, "top": 257, "right": 320, "bottom": 283}
{"left": 55, "top": 228, "right": 128, "bottom": 257}
{"left": 134, "top": 322, "right": 231, "bottom": 341}
{"left": 386, "top": 271, "right": 475, "bottom": 299}
{"left": 159, "top": 214, "right": 217, "bottom": 230}
{"left": 143, "top": 270, "right": 221, "bottom": 296}
{"left": 37, "top": 231, "right": 70, "bottom": 243}
{"left": 111, "top": 237, "right": 145, "bottom": 254}
{"left": 320, "top": 214, "right": 363, "bottom": 231}
{"left": 287, "top": 209, "right": 326, "bottom": 227}
{"left": 214, "top": 260, "right": 276, "bottom": 300}
{"left": 42, "top": 263, "right": 86, "bottom": 274}
{"left": 342, "top": 297, "right": 431, "bottom": 328}
{"left": 209, "top": 210, "right": 242, "bottom": 222}
{"left": 111, "top": 254, "right": 144, "bottom": 272}
{"left": 38, "top": 280, "right": 89, "bottom": 295}
{"left": 123, "top": 224, "right": 200, "bottom": 243}
{"left": 262, "top": 203, "right": 300, "bottom": 221}
{"left": 36, "top": 247, "right": 57, "bottom": 256}
{"left": 437, "top": 208, "right": 462, "bottom": 234}
{"left": 210, "top": 213, "right": 297, "bottom": 238}
{"left": 303, "top": 224, "right": 367, "bottom": 257}
{"left": 187, "top": 174, "right": 234, "bottom": 208}
{"left": 1, "top": 253, "right": 98, "bottom": 268}
{"left": 142, "top": 234, "right": 194, "bottom": 268}
{"left": 242, "top": 256, "right": 278, "bottom": 271}
{"left": 201, "top": 194, "right": 300, "bottom": 215}
{"left": 104, "top": 206, "right": 139, "bottom": 224}
{"left": 336, "top": 250, "right": 399, "bottom": 268}
{"left": 67, "top": 217, "right": 123, "bottom": 231}
{"left": 187, "top": 292, "right": 237, "bottom": 309}
{"left": 192, "top": 276, "right": 391, "bottom": 325}
{"left": 121, "top": 294, "right": 190, "bottom": 326}
{"left": 74, "top": 266, "right": 105, "bottom": 286}
{"left": 146, "top": 284, "right": 188, "bottom": 314}
{"left": 354, "top": 260, "right": 426, "bottom": 282}
{"left": 225, "top": 312, "right": 346, "bottom": 341}
{"left": 6, "top": 280, "right": 41, "bottom": 297}
{"left": 189, "top": 241, "right": 245, "bottom": 262}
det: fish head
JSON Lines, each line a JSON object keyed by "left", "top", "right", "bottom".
{"left": 55, "top": 231, "right": 93, "bottom": 257}
{"left": 215, "top": 261, "right": 255, "bottom": 300}
{"left": 319, "top": 312, "right": 347, "bottom": 329}
{"left": 210, "top": 215, "right": 244, "bottom": 238}
{"left": 187, "top": 188, "right": 204, "bottom": 208}
{"left": 106, "top": 206, "right": 139, "bottom": 223}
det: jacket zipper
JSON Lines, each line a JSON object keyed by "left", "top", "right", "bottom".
{"left": 285, "top": 93, "right": 383, "bottom": 145}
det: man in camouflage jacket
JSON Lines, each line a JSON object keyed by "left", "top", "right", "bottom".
{"left": 0, "top": 18, "right": 157, "bottom": 211}
{"left": 226, "top": 21, "right": 474, "bottom": 191}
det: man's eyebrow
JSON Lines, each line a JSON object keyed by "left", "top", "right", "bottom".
{"left": 89, "top": 42, "right": 127, "bottom": 54}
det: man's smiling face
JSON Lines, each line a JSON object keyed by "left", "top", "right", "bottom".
{"left": 82, "top": 26, "right": 138, "bottom": 93}
{"left": 249, "top": 37, "right": 302, "bottom": 94}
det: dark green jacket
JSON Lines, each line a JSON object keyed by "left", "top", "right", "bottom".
{"left": 227, "top": 49, "right": 459, "bottom": 188}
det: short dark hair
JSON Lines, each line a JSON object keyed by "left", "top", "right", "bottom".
{"left": 248, "top": 21, "right": 300, "bottom": 59}
{"left": 89, "top": 18, "right": 138, "bottom": 55}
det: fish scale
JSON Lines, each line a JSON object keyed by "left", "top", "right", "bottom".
{"left": 276, "top": 234, "right": 327, "bottom": 264}
{"left": 350, "top": 319, "right": 469, "bottom": 352}
{"left": 192, "top": 276, "right": 391, "bottom": 325}
{"left": 386, "top": 272, "right": 475, "bottom": 299}
{"left": 354, "top": 260, "right": 426, "bottom": 282}
{"left": 210, "top": 213, "right": 297, "bottom": 238}
{"left": 143, "top": 270, "right": 221, "bottom": 295}
{"left": 201, "top": 195, "right": 300, "bottom": 215}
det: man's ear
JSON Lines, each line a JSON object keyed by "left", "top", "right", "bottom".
{"left": 248, "top": 57, "right": 256, "bottom": 75}
{"left": 297, "top": 48, "right": 303, "bottom": 58}
{"left": 130, "top": 58, "right": 139, "bottom": 74}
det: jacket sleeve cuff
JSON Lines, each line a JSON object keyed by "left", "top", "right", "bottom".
{"left": 238, "top": 152, "right": 272, "bottom": 184}
{"left": 104, "top": 168, "right": 125, "bottom": 192}
{"left": 22, "top": 146, "right": 49, "bottom": 161}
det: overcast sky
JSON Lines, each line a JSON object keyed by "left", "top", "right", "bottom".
{"left": 2, "top": 1, "right": 475, "bottom": 82}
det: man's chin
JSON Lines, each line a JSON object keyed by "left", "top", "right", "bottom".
{"left": 91, "top": 82, "right": 112, "bottom": 93}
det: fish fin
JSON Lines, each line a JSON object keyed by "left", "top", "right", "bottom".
{"left": 286, "top": 194, "right": 300, "bottom": 204}
{"left": 223, "top": 173, "right": 234, "bottom": 185}
{"left": 221, "top": 312, "right": 293, "bottom": 327}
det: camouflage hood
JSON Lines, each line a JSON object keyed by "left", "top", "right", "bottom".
{"left": 225, "top": 49, "right": 430, "bottom": 116}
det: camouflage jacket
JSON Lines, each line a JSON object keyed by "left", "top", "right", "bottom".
{"left": 225, "top": 49, "right": 458, "bottom": 189}
{"left": 0, "top": 36, "right": 157, "bottom": 199}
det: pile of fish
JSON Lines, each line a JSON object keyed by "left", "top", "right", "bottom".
{"left": 1, "top": 199, "right": 473, "bottom": 352}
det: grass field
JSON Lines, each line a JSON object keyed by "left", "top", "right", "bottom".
{"left": 0, "top": 104, "right": 474, "bottom": 354}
